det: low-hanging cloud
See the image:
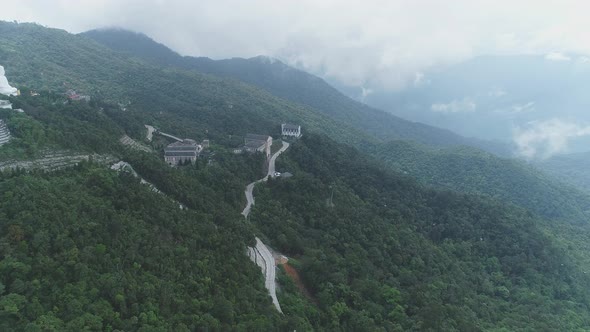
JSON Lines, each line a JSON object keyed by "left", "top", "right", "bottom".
{"left": 431, "top": 98, "right": 476, "bottom": 113}
{"left": 2, "top": 1, "right": 590, "bottom": 91}
{"left": 513, "top": 119, "right": 590, "bottom": 159}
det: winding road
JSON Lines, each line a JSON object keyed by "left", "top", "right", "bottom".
{"left": 242, "top": 141, "right": 290, "bottom": 218}
{"left": 243, "top": 140, "right": 290, "bottom": 313}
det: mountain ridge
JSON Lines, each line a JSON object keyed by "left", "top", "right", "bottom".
{"left": 81, "top": 28, "right": 511, "bottom": 155}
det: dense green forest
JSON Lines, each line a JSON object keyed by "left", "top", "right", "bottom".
{"left": 0, "top": 164, "right": 286, "bottom": 331}
{"left": 537, "top": 151, "right": 590, "bottom": 194}
{"left": 2, "top": 21, "right": 590, "bottom": 330}
{"left": 372, "top": 140, "right": 590, "bottom": 223}
{"left": 252, "top": 134, "right": 590, "bottom": 330}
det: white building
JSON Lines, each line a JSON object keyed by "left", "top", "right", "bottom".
{"left": 281, "top": 123, "right": 301, "bottom": 138}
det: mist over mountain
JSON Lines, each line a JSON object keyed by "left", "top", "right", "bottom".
{"left": 340, "top": 55, "right": 590, "bottom": 159}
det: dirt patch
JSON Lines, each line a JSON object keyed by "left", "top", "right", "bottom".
{"left": 281, "top": 262, "right": 316, "bottom": 303}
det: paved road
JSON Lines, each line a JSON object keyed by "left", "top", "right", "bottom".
{"left": 267, "top": 141, "right": 290, "bottom": 178}
{"left": 242, "top": 140, "right": 290, "bottom": 313}
{"left": 241, "top": 141, "right": 290, "bottom": 218}
{"left": 159, "top": 132, "right": 183, "bottom": 142}
{"left": 253, "top": 237, "right": 282, "bottom": 313}
{"left": 241, "top": 181, "right": 257, "bottom": 217}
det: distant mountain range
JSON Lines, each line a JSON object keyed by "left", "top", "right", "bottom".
{"left": 342, "top": 55, "right": 590, "bottom": 156}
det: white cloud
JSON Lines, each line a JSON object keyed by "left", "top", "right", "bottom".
{"left": 360, "top": 86, "right": 373, "bottom": 101}
{"left": 545, "top": 52, "right": 571, "bottom": 61}
{"left": 488, "top": 87, "right": 507, "bottom": 97}
{"left": 413, "top": 72, "right": 430, "bottom": 87}
{"left": 2, "top": 1, "right": 590, "bottom": 91}
{"left": 511, "top": 102, "right": 535, "bottom": 113}
{"left": 513, "top": 119, "right": 590, "bottom": 159}
{"left": 431, "top": 98, "right": 476, "bottom": 113}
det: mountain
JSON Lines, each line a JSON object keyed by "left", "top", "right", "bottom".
{"left": 0, "top": 22, "right": 374, "bottom": 149}
{"left": 350, "top": 55, "right": 590, "bottom": 156}
{"left": 3, "top": 21, "right": 590, "bottom": 330}
{"left": 537, "top": 151, "right": 590, "bottom": 193}
{"left": 3, "top": 89, "right": 590, "bottom": 330}
{"left": 373, "top": 140, "right": 590, "bottom": 223}
{"left": 81, "top": 28, "right": 510, "bottom": 155}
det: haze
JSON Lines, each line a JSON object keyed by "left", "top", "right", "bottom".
{"left": 2, "top": 0, "right": 589, "bottom": 90}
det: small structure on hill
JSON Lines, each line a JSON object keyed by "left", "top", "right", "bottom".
{"left": 0, "top": 100, "right": 11, "bottom": 109}
{"left": 65, "top": 89, "right": 90, "bottom": 101}
{"left": 164, "top": 139, "right": 202, "bottom": 166}
{"left": 281, "top": 123, "right": 301, "bottom": 138}
{"left": 0, "top": 119, "right": 11, "bottom": 146}
{"left": 235, "top": 134, "right": 273, "bottom": 158}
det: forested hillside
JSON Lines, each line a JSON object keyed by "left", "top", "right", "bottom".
{"left": 373, "top": 140, "right": 590, "bottom": 223}
{"left": 251, "top": 134, "right": 590, "bottom": 330}
{"left": 81, "top": 28, "right": 509, "bottom": 154}
{"left": 0, "top": 22, "right": 373, "bottom": 148}
{"left": 2, "top": 21, "right": 590, "bottom": 331}
{"left": 537, "top": 152, "right": 590, "bottom": 194}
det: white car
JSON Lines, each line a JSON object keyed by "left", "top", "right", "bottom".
{"left": 274, "top": 171, "right": 281, "bottom": 177}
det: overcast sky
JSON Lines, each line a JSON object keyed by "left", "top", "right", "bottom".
{"left": 2, "top": 0, "right": 590, "bottom": 91}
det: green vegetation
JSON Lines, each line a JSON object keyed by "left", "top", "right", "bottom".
{"left": 537, "top": 151, "right": 590, "bottom": 194}
{"left": 252, "top": 134, "right": 590, "bottom": 330}
{"left": 372, "top": 140, "right": 590, "bottom": 223}
{"left": 2, "top": 21, "right": 590, "bottom": 331}
{"left": 0, "top": 164, "right": 283, "bottom": 331}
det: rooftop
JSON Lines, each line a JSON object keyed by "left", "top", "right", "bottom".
{"left": 282, "top": 123, "right": 300, "bottom": 130}
{"left": 245, "top": 140, "right": 266, "bottom": 149}
{"left": 165, "top": 151, "right": 197, "bottom": 157}
{"left": 245, "top": 133, "right": 271, "bottom": 142}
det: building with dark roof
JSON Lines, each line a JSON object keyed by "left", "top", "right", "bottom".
{"left": 281, "top": 123, "right": 301, "bottom": 138}
{"left": 164, "top": 139, "right": 202, "bottom": 166}
{"left": 235, "top": 134, "right": 273, "bottom": 157}
{"left": 245, "top": 134, "right": 272, "bottom": 157}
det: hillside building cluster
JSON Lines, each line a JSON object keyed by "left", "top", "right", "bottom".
{"left": 233, "top": 123, "right": 301, "bottom": 157}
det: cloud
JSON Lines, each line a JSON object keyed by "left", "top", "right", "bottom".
{"left": 413, "top": 72, "right": 430, "bottom": 87}
{"left": 488, "top": 87, "right": 507, "bottom": 97}
{"left": 431, "top": 98, "right": 476, "bottom": 113}
{"left": 360, "top": 86, "right": 373, "bottom": 101}
{"left": 513, "top": 119, "right": 590, "bottom": 159}
{"left": 511, "top": 102, "right": 535, "bottom": 113}
{"left": 2, "top": 1, "right": 590, "bottom": 91}
{"left": 545, "top": 52, "right": 571, "bottom": 61}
